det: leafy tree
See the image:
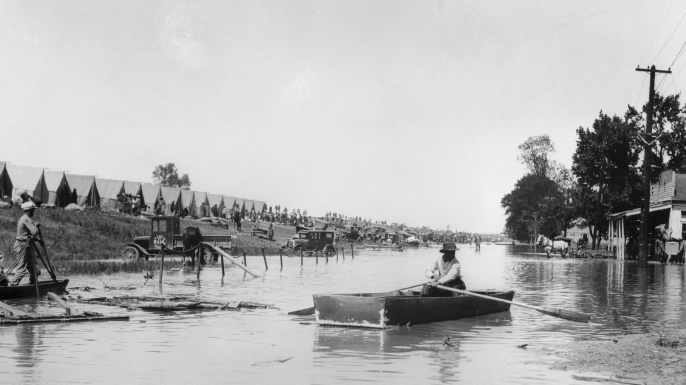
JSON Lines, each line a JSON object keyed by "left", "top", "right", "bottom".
{"left": 625, "top": 93, "right": 686, "bottom": 175}
{"left": 518, "top": 135, "right": 555, "bottom": 176}
{"left": 152, "top": 163, "right": 191, "bottom": 188}
{"left": 572, "top": 111, "right": 641, "bottom": 248}
{"left": 501, "top": 174, "right": 566, "bottom": 242}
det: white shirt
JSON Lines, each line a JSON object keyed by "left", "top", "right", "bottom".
{"left": 425, "top": 256, "right": 461, "bottom": 284}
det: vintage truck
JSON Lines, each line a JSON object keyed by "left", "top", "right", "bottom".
{"left": 284, "top": 229, "right": 336, "bottom": 255}
{"left": 122, "top": 216, "right": 232, "bottom": 260}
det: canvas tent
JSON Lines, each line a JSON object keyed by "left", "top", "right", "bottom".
{"left": 65, "top": 173, "right": 101, "bottom": 208}
{"left": 179, "top": 189, "right": 197, "bottom": 218}
{"left": 160, "top": 186, "right": 182, "bottom": 216}
{"left": 123, "top": 181, "right": 143, "bottom": 197}
{"left": 0, "top": 162, "right": 13, "bottom": 201}
{"left": 96, "top": 178, "right": 125, "bottom": 210}
{"left": 194, "top": 191, "right": 211, "bottom": 217}
{"left": 43, "top": 170, "right": 72, "bottom": 207}
{"left": 222, "top": 196, "right": 238, "bottom": 216}
{"left": 254, "top": 200, "right": 267, "bottom": 213}
{"left": 141, "top": 183, "right": 162, "bottom": 214}
{"left": 5, "top": 163, "right": 43, "bottom": 203}
{"left": 207, "top": 194, "right": 224, "bottom": 217}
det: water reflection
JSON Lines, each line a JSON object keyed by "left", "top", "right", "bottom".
{"left": 0, "top": 244, "right": 684, "bottom": 385}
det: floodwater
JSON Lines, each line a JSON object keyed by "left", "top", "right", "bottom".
{"left": 1, "top": 244, "right": 685, "bottom": 384}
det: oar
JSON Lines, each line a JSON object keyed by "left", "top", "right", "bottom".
{"left": 287, "top": 282, "right": 428, "bottom": 316}
{"left": 36, "top": 227, "right": 58, "bottom": 280}
{"left": 434, "top": 284, "right": 591, "bottom": 323}
{"left": 31, "top": 241, "right": 57, "bottom": 282}
{"left": 47, "top": 292, "right": 72, "bottom": 316}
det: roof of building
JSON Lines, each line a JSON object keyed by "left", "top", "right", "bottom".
{"left": 96, "top": 178, "right": 124, "bottom": 200}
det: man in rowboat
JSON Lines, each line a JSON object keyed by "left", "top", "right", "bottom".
{"left": 9, "top": 201, "right": 41, "bottom": 286}
{"left": 422, "top": 242, "right": 466, "bottom": 296}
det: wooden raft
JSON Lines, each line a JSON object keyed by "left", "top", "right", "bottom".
{"left": 0, "top": 296, "right": 129, "bottom": 326}
{"left": 74, "top": 295, "right": 276, "bottom": 312}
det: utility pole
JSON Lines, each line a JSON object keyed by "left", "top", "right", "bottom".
{"left": 635, "top": 65, "right": 671, "bottom": 265}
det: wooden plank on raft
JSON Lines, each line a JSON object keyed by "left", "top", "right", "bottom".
{"left": 0, "top": 315, "right": 129, "bottom": 325}
{"left": 0, "top": 301, "right": 32, "bottom": 318}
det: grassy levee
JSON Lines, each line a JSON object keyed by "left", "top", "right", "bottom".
{"left": 0, "top": 207, "right": 161, "bottom": 274}
{"left": 0, "top": 207, "right": 357, "bottom": 274}
{"left": 0, "top": 207, "right": 149, "bottom": 261}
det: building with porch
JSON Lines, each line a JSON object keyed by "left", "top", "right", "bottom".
{"left": 608, "top": 169, "right": 686, "bottom": 260}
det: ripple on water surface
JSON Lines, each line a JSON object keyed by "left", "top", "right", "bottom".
{"left": 0, "top": 244, "right": 684, "bottom": 384}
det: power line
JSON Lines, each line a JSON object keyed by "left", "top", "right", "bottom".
{"left": 669, "top": 40, "right": 686, "bottom": 68}
{"left": 652, "top": 6, "right": 686, "bottom": 63}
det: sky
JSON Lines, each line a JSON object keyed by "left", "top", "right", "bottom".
{"left": 1, "top": 0, "right": 685, "bottom": 233}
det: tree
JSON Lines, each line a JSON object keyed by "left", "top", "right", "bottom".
{"left": 572, "top": 111, "right": 641, "bottom": 248}
{"left": 625, "top": 93, "right": 686, "bottom": 175}
{"left": 518, "top": 135, "right": 555, "bottom": 176}
{"left": 501, "top": 174, "right": 566, "bottom": 242}
{"left": 152, "top": 163, "right": 191, "bottom": 188}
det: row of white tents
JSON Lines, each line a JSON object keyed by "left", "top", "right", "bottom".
{"left": 0, "top": 162, "right": 267, "bottom": 218}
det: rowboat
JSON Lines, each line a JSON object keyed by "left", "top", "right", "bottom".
{"left": 313, "top": 290, "right": 514, "bottom": 328}
{"left": 0, "top": 279, "right": 69, "bottom": 300}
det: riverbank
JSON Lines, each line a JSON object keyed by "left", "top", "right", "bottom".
{"left": 554, "top": 327, "right": 686, "bottom": 385}
{"left": 0, "top": 207, "right": 367, "bottom": 274}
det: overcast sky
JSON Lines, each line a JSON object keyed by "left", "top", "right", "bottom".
{"left": 1, "top": 1, "right": 684, "bottom": 232}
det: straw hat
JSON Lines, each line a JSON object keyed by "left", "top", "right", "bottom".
{"left": 21, "top": 201, "right": 36, "bottom": 211}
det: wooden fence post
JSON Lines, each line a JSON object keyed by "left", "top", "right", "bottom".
{"left": 351, "top": 243, "right": 354, "bottom": 259}
{"left": 300, "top": 248, "right": 303, "bottom": 266}
{"left": 262, "top": 248, "right": 268, "bottom": 270}
{"left": 243, "top": 251, "right": 247, "bottom": 266}
{"left": 279, "top": 250, "right": 283, "bottom": 270}
{"left": 159, "top": 251, "right": 165, "bottom": 287}
{"left": 221, "top": 254, "right": 225, "bottom": 277}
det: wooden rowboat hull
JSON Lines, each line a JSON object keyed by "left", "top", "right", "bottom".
{"left": 313, "top": 290, "right": 514, "bottom": 328}
{"left": 0, "top": 279, "right": 69, "bottom": 300}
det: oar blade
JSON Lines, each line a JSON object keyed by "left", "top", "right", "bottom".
{"left": 538, "top": 308, "right": 590, "bottom": 323}
{"left": 288, "top": 306, "right": 315, "bottom": 316}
